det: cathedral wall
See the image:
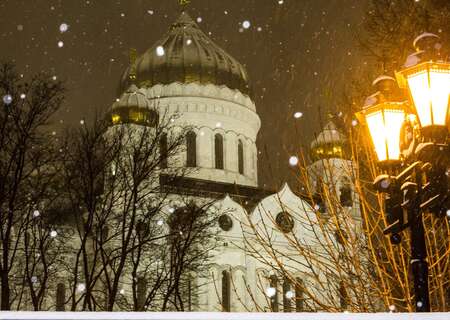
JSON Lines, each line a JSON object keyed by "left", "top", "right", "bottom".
{"left": 147, "top": 84, "right": 260, "bottom": 187}
{"left": 307, "top": 157, "right": 361, "bottom": 221}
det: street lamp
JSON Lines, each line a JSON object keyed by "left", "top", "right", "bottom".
{"left": 356, "top": 33, "right": 450, "bottom": 313}
{"left": 396, "top": 33, "right": 450, "bottom": 140}
{"left": 356, "top": 77, "right": 407, "bottom": 164}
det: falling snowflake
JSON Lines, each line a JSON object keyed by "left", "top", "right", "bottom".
{"left": 3, "top": 94, "right": 12, "bottom": 105}
{"left": 17, "top": 25, "right": 23, "bottom": 31}
{"left": 215, "top": 122, "right": 222, "bottom": 128}
{"left": 50, "top": 230, "right": 58, "bottom": 238}
{"left": 266, "top": 287, "right": 276, "bottom": 297}
{"left": 289, "top": 156, "right": 298, "bottom": 166}
{"left": 77, "top": 283, "right": 86, "bottom": 293}
{"left": 186, "top": 39, "right": 192, "bottom": 45}
{"left": 351, "top": 119, "right": 358, "bottom": 126}
{"left": 31, "top": 276, "right": 38, "bottom": 283}
{"left": 147, "top": 10, "right": 154, "bottom": 15}
{"left": 196, "top": 17, "right": 202, "bottom": 23}
{"left": 33, "top": 210, "right": 40, "bottom": 218}
{"left": 157, "top": 219, "right": 164, "bottom": 226}
{"left": 285, "top": 290, "right": 294, "bottom": 299}
{"left": 446, "top": 209, "right": 450, "bottom": 218}
{"left": 58, "top": 41, "right": 64, "bottom": 48}
{"left": 294, "top": 112, "right": 303, "bottom": 119}
{"left": 80, "top": 119, "right": 85, "bottom": 125}
{"left": 59, "top": 23, "right": 69, "bottom": 33}
{"left": 20, "top": 93, "right": 26, "bottom": 99}
{"left": 119, "top": 289, "right": 125, "bottom": 295}
{"left": 242, "top": 20, "right": 251, "bottom": 29}
{"left": 156, "top": 46, "right": 165, "bottom": 57}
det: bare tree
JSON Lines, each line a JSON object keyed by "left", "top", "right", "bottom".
{"left": 361, "top": 0, "right": 450, "bottom": 73}
{"left": 55, "top": 105, "right": 220, "bottom": 311}
{"left": 0, "top": 62, "right": 65, "bottom": 310}
{"left": 238, "top": 120, "right": 450, "bottom": 312}
{"left": 159, "top": 199, "right": 220, "bottom": 311}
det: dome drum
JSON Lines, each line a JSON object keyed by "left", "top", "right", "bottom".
{"left": 111, "top": 106, "right": 158, "bottom": 126}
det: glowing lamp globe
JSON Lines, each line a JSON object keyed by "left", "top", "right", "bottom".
{"left": 396, "top": 61, "right": 450, "bottom": 131}
{"left": 357, "top": 102, "right": 406, "bottom": 163}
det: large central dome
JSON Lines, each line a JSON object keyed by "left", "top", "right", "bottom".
{"left": 119, "top": 12, "right": 251, "bottom": 95}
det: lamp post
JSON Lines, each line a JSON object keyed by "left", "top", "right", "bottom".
{"left": 356, "top": 33, "right": 450, "bottom": 312}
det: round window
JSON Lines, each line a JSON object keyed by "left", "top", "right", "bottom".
{"left": 218, "top": 214, "right": 233, "bottom": 231}
{"left": 276, "top": 212, "right": 294, "bottom": 233}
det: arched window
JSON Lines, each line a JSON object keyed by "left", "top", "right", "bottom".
{"left": 222, "top": 270, "right": 231, "bottom": 312}
{"left": 270, "top": 275, "right": 279, "bottom": 312}
{"left": 238, "top": 140, "right": 244, "bottom": 174}
{"left": 56, "top": 282, "right": 66, "bottom": 311}
{"left": 186, "top": 131, "right": 197, "bottom": 167}
{"left": 137, "top": 276, "right": 147, "bottom": 311}
{"left": 215, "top": 134, "right": 224, "bottom": 169}
{"left": 339, "top": 179, "right": 353, "bottom": 207}
{"left": 295, "top": 278, "right": 304, "bottom": 312}
{"left": 187, "top": 276, "right": 193, "bottom": 311}
{"left": 313, "top": 180, "right": 326, "bottom": 213}
{"left": 136, "top": 220, "right": 149, "bottom": 240}
{"left": 339, "top": 281, "right": 349, "bottom": 310}
{"left": 159, "top": 133, "right": 168, "bottom": 169}
{"left": 101, "top": 225, "right": 109, "bottom": 244}
{"left": 283, "top": 278, "right": 292, "bottom": 312}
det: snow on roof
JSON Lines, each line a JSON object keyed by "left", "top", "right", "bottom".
{"left": 372, "top": 75, "right": 395, "bottom": 87}
{"left": 363, "top": 92, "right": 380, "bottom": 108}
{"left": 404, "top": 51, "right": 423, "bottom": 68}
{"left": 413, "top": 32, "right": 439, "bottom": 49}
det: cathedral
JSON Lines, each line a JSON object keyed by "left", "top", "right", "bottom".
{"left": 111, "top": 11, "right": 360, "bottom": 312}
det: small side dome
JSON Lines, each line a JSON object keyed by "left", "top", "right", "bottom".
{"left": 311, "top": 121, "right": 347, "bottom": 161}
{"left": 111, "top": 85, "right": 158, "bottom": 126}
{"left": 113, "top": 85, "right": 151, "bottom": 109}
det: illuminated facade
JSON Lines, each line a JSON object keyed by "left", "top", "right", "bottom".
{"left": 110, "top": 12, "right": 360, "bottom": 312}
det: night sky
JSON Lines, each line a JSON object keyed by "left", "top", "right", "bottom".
{"left": 0, "top": 0, "right": 369, "bottom": 189}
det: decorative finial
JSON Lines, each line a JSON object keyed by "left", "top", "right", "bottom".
{"left": 129, "top": 48, "right": 137, "bottom": 82}
{"left": 179, "top": 0, "right": 191, "bottom": 10}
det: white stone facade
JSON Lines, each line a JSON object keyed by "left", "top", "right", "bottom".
{"left": 111, "top": 67, "right": 361, "bottom": 314}
{"left": 144, "top": 82, "right": 260, "bottom": 187}
{"left": 106, "top": 11, "right": 362, "bottom": 313}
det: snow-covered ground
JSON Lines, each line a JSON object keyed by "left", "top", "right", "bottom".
{"left": 1, "top": 312, "right": 449, "bottom": 320}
